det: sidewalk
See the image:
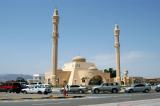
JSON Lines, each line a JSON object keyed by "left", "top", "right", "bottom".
{"left": 82, "top": 98, "right": 160, "bottom": 106}
{"left": 0, "top": 92, "right": 85, "bottom": 101}
{"left": 0, "top": 93, "right": 50, "bottom": 100}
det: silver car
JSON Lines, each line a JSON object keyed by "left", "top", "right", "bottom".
{"left": 155, "top": 84, "right": 160, "bottom": 92}
{"left": 60, "top": 85, "right": 88, "bottom": 94}
{"left": 91, "top": 83, "right": 121, "bottom": 94}
{"left": 125, "top": 83, "right": 151, "bottom": 93}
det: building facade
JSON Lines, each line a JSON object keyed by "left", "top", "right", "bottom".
{"left": 27, "top": 74, "right": 45, "bottom": 85}
{"left": 45, "top": 56, "right": 112, "bottom": 86}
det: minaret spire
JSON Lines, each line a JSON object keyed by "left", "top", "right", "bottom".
{"left": 114, "top": 24, "right": 121, "bottom": 84}
{"left": 52, "top": 9, "right": 59, "bottom": 86}
{"left": 53, "top": 9, "right": 58, "bottom": 16}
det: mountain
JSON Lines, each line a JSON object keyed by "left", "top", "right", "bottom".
{"left": 0, "top": 74, "right": 32, "bottom": 82}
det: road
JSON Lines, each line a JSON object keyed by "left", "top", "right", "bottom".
{"left": 0, "top": 93, "right": 160, "bottom": 106}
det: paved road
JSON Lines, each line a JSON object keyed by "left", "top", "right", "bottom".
{"left": 0, "top": 93, "right": 160, "bottom": 106}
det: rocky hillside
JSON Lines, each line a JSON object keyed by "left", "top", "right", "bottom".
{"left": 0, "top": 74, "right": 32, "bottom": 82}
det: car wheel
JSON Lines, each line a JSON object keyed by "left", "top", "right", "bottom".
{"left": 16, "top": 91, "right": 20, "bottom": 94}
{"left": 8, "top": 90, "right": 12, "bottom": 93}
{"left": 129, "top": 89, "right": 134, "bottom": 93}
{"left": 24, "top": 91, "right": 27, "bottom": 94}
{"left": 144, "top": 89, "right": 149, "bottom": 93}
{"left": 94, "top": 89, "right": 100, "bottom": 94}
{"left": 44, "top": 91, "right": 48, "bottom": 95}
{"left": 79, "top": 90, "right": 83, "bottom": 94}
{"left": 38, "top": 91, "right": 42, "bottom": 94}
{"left": 60, "top": 90, "right": 63, "bottom": 94}
{"left": 112, "top": 89, "right": 118, "bottom": 93}
{"left": 155, "top": 88, "right": 160, "bottom": 92}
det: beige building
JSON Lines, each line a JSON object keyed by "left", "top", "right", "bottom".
{"left": 45, "top": 56, "right": 112, "bottom": 86}
{"left": 122, "top": 76, "right": 160, "bottom": 86}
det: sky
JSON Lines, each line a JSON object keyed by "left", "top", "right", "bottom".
{"left": 0, "top": 0, "right": 160, "bottom": 78}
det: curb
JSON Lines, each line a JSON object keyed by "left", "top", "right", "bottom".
{"left": 0, "top": 95, "right": 85, "bottom": 101}
{"left": 47, "top": 95, "right": 85, "bottom": 99}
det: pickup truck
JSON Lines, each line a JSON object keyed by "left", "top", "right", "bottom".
{"left": 91, "top": 83, "right": 121, "bottom": 94}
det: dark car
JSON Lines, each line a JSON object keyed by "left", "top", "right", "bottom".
{"left": 0, "top": 81, "right": 22, "bottom": 93}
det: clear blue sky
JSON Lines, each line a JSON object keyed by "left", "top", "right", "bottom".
{"left": 0, "top": 0, "right": 160, "bottom": 77}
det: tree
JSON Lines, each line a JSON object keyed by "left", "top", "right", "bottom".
{"left": 16, "top": 77, "right": 28, "bottom": 85}
{"left": 104, "top": 68, "right": 116, "bottom": 78}
{"left": 89, "top": 75, "right": 103, "bottom": 85}
{"left": 104, "top": 69, "right": 109, "bottom": 73}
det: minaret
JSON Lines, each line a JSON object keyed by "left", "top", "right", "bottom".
{"left": 124, "top": 69, "right": 129, "bottom": 85}
{"left": 52, "top": 9, "right": 59, "bottom": 86}
{"left": 114, "top": 24, "right": 121, "bottom": 84}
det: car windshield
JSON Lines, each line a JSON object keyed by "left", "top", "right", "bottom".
{"left": 45, "top": 85, "right": 51, "bottom": 88}
{"left": 157, "top": 84, "right": 160, "bottom": 87}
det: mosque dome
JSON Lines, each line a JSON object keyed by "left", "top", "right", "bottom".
{"left": 72, "top": 56, "right": 86, "bottom": 62}
{"left": 88, "top": 66, "right": 97, "bottom": 70}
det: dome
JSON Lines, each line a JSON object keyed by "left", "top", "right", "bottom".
{"left": 88, "top": 66, "right": 97, "bottom": 70}
{"left": 72, "top": 56, "right": 86, "bottom": 62}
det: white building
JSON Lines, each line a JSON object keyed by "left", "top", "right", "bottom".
{"left": 28, "top": 74, "right": 45, "bottom": 84}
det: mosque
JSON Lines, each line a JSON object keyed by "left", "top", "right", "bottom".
{"left": 45, "top": 9, "right": 120, "bottom": 86}
{"left": 45, "top": 56, "right": 112, "bottom": 86}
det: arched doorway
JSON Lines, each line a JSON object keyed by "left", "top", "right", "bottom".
{"left": 48, "top": 79, "right": 51, "bottom": 84}
{"left": 121, "top": 81, "right": 124, "bottom": 85}
{"left": 89, "top": 75, "right": 103, "bottom": 85}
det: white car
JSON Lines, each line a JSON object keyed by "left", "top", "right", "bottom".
{"left": 22, "top": 84, "right": 52, "bottom": 94}
{"left": 60, "top": 85, "right": 88, "bottom": 94}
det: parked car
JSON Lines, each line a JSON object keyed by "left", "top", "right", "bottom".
{"left": 91, "top": 82, "right": 121, "bottom": 94}
{"left": 21, "top": 84, "right": 52, "bottom": 94}
{"left": 155, "top": 84, "right": 160, "bottom": 92}
{"left": 125, "top": 83, "right": 151, "bottom": 93}
{"left": 0, "top": 81, "right": 21, "bottom": 93}
{"left": 60, "top": 85, "right": 88, "bottom": 94}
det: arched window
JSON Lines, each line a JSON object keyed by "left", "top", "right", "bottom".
{"left": 81, "top": 77, "right": 86, "bottom": 83}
